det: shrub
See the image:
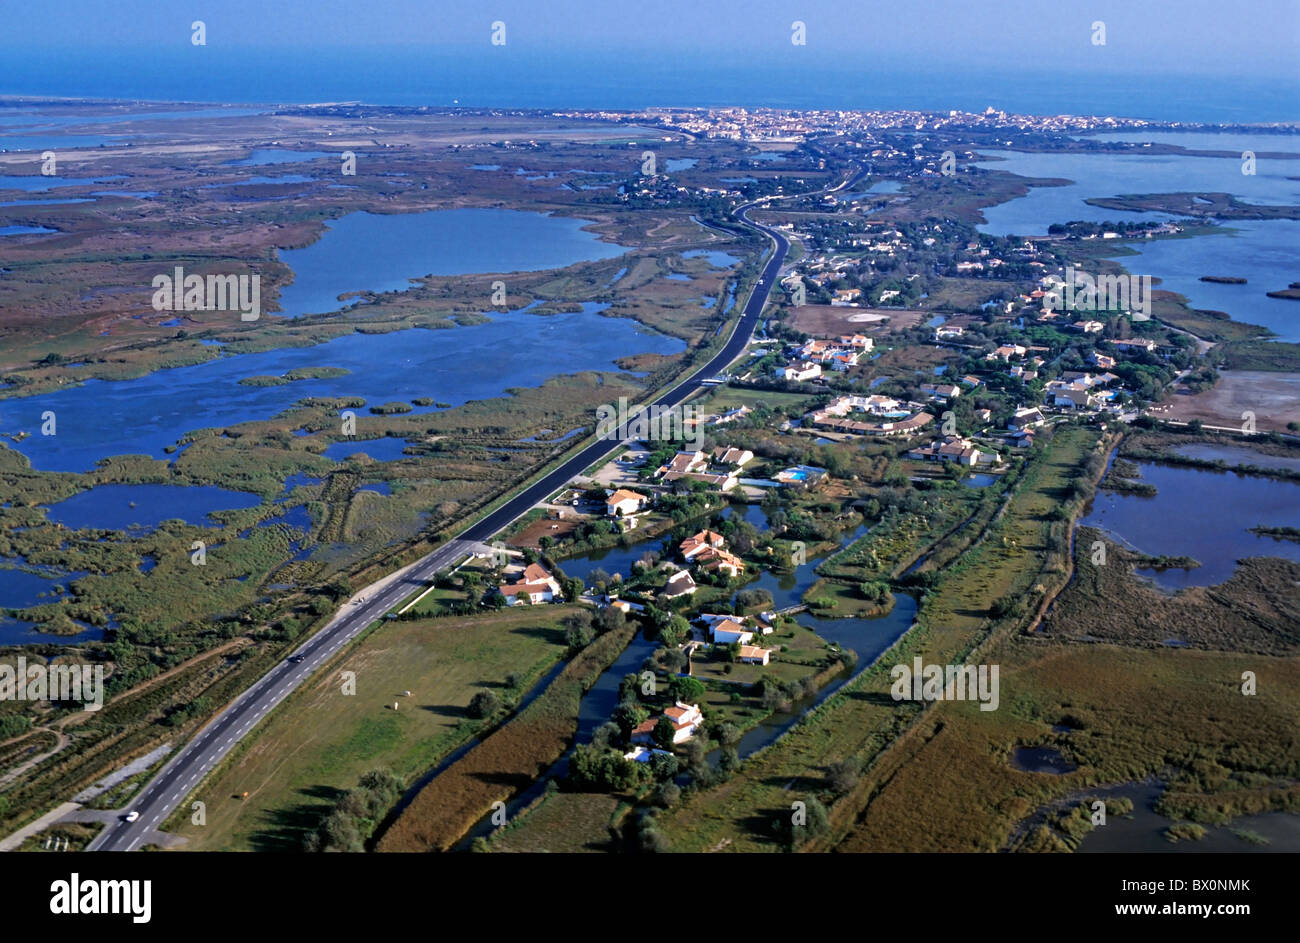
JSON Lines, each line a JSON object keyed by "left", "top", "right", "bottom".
{"left": 467, "top": 690, "right": 501, "bottom": 719}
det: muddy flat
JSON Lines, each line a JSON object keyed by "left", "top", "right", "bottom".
{"left": 1155, "top": 370, "right": 1300, "bottom": 433}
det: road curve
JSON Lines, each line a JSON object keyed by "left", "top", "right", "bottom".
{"left": 89, "top": 171, "right": 851, "bottom": 851}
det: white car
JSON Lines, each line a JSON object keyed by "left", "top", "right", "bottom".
{"left": 124, "top": 811, "right": 140, "bottom": 823}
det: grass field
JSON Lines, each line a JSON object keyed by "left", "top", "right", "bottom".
{"left": 170, "top": 606, "right": 578, "bottom": 851}
{"left": 376, "top": 622, "right": 637, "bottom": 852}
{"left": 488, "top": 791, "right": 623, "bottom": 853}
{"left": 697, "top": 385, "right": 820, "bottom": 413}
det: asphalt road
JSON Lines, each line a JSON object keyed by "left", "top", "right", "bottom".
{"left": 89, "top": 175, "right": 850, "bottom": 851}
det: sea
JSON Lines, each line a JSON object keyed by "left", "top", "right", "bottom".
{"left": 0, "top": 49, "right": 1296, "bottom": 124}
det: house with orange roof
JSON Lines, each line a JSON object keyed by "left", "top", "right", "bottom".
{"left": 680, "top": 530, "right": 726, "bottom": 561}
{"left": 605, "top": 488, "right": 648, "bottom": 517}
{"left": 696, "top": 547, "right": 744, "bottom": 578}
{"left": 630, "top": 701, "right": 703, "bottom": 745}
{"left": 499, "top": 562, "right": 562, "bottom": 605}
{"left": 711, "top": 618, "right": 754, "bottom": 645}
{"left": 657, "top": 450, "right": 708, "bottom": 477}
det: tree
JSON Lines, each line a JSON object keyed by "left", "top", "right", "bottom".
{"left": 569, "top": 745, "right": 642, "bottom": 792}
{"left": 618, "top": 673, "right": 641, "bottom": 704}
{"left": 651, "top": 716, "right": 678, "bottom": 751}
{"left": 658, "top": 614, "right": 691, "bottom": 647}
{"left": 598, "top": 606, "right": 627, "bottom": 633}
{"left": 713, "top": 720, "right": 741, "bottom": 748}
{"left": 858, "top": 580, "right": 890, "bottom": 604}
{"left": 467, "top": 690, "right": 501, "bottom": 719}
{"left": 786, "top": 796, "right": 830, "bottom": 847}
{"left": 649, "top": 752, "right": 679, "bottom": 782}
{"left": 670, "top": 675, "right": 705, "bottom": 704}
{"left": 734, "top": 588, "right": 773, "bottom": 612}
{"left": 827, "top": 757, "right": 862, "bottom": 795}
{"left": 590, "top": 721, "right": 620, "bottom": 751}
{"left": 565, "top": 621, "right": 594, "bottom": 651}
{"left": 612, "top": 702, "right": 649, "bottom": 739}
{"left": 660, "top": 647, "right": 687, "bottom": 674}
{"left": 655, "top": 781, "right": 682, "bottom": 808}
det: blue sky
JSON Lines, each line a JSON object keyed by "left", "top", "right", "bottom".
{"left": 4, "top": 0, "right": 1296, "bottom": 76}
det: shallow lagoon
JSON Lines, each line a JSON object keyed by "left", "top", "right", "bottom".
{"left": 1, "top": 303, "right": 683, "bottom": 473}
{"left": 974, "top": 148, "right": 1300, "bottom": 340}
{"left": 974, "top": 148, "right": 1300, "bottom": 236}
{"left": 44, "top": 483, "right": 262, "bottom": 532}
{"left": 1079, "top": 460, "right": 1300, "bottom": 590}
{"left": 273, "top": 208, "right": 630, "bottom": 318}
{"left": 0, "top": 175, "right": 122, "bottom": 193}
{"left": 1110, "top": 219, "right": 1300, "bottom": 342}
{"left": 1082, "top": 130, "right": 1300, "bottom": 156}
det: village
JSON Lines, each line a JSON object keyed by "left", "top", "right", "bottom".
{"left": 448, "top": 171, "right": 1206, "bottom": 780}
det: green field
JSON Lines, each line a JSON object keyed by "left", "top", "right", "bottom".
{"left": 170, "top": 606, "right": 579, "bottom": 851}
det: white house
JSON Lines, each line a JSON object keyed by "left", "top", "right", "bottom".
{"left": 1051, "top": 388, "right": 1100, "bottom": 410}
{"left": 662, "top": 568, "right": 697, "bottom": 598}
{"left": 1008, "top": 407, "right": 1047, "bottom": 431}
{"left": 780, "top": 361, "right": 823, "bottom": 382}
{"left": 499, "top": 563, "right": 562, "bottom": 605}
{"left": 605, "top": 488, "right": 648, "bottom": 517}
{"left": 711, "top": 618, "right": 755, "bottom": 645}
{"left": 680, "top": 530, "right": 726, "bottom": 561}
{"left": 631, "top": 702, "right": 703, "bottom": 745}
{"left": 712, "top": 446, "right": 754, "bottom": 468}
{"left": 738, "top": 645, "right": 772, "bottom": 666}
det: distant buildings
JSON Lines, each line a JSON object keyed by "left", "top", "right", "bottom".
{"left": 1109, "top": 338, "right": 1158, "bottom": 353}
{"left": 987, "top": 344, "right": 1027, "bottom": 362}
{"left": 710, "top": 405, "right": 752, "bottom": 426}
{"left": 919, "top": 382, "right": 961, "bottom": 403}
